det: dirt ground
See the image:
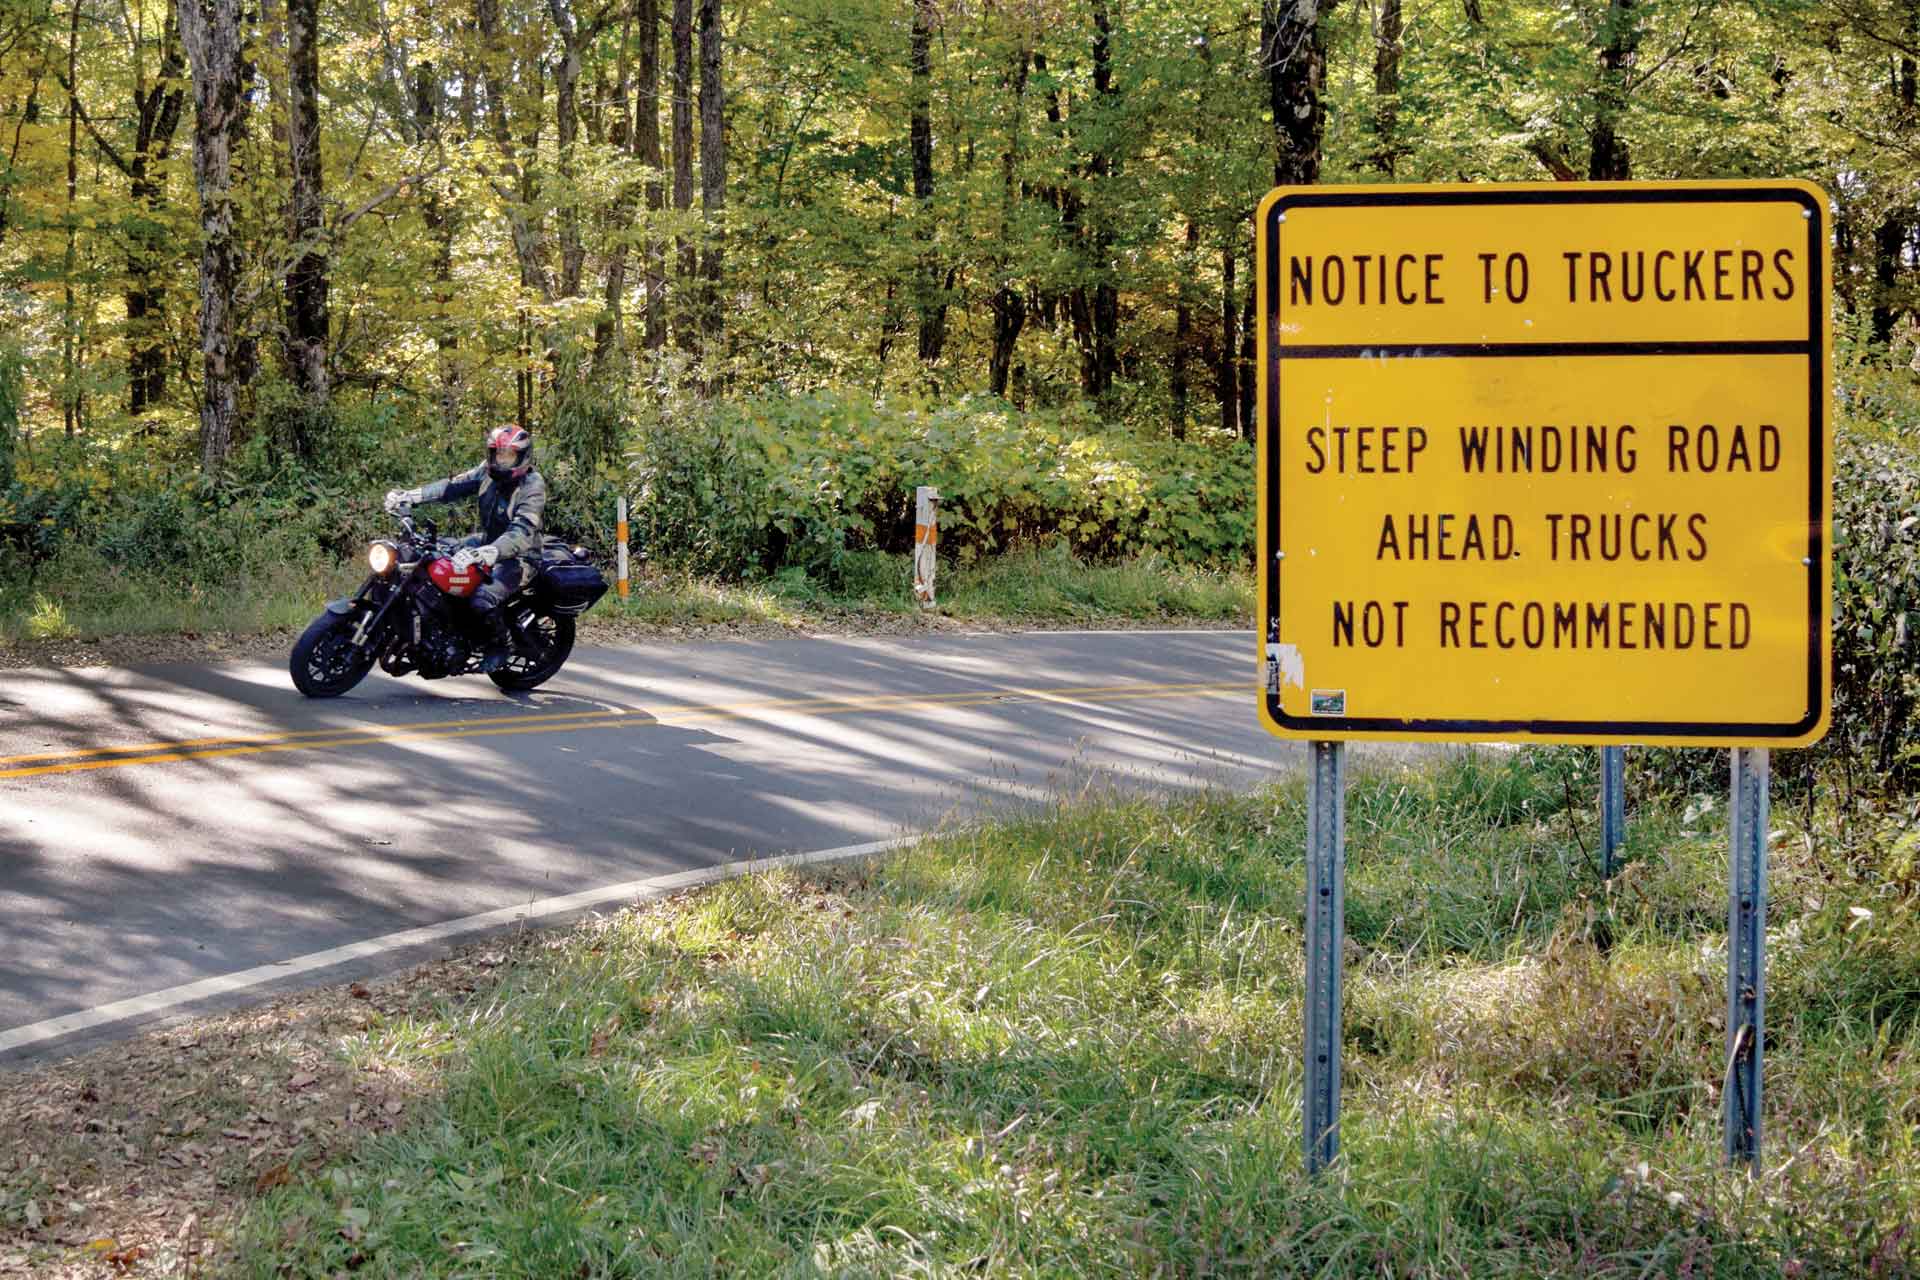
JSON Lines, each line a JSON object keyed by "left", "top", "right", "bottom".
{"left": 0, "top": 933, "right": 543, "bottom": 1278}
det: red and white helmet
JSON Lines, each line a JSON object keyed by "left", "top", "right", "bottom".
{"left": 485, "top": 423, "right": 534, "bottom": 483}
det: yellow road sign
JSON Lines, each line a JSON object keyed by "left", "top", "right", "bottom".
{"left": 1256, "top": 181, "right": 1831, "bottom": 746}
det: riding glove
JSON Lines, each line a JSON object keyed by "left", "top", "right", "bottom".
{"left": 384, "top": 487, "right": 425, "bottom": 514}
{"left": 452, "top": 544, "right": 501, "bottom": 571}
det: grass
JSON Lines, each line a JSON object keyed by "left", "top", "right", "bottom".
{"left": 212, "top": 751, "right": 1917, "bottom": 1277}
{"left": 0, "top": 545, "right": 1252, "bottom": 646}
{"left": 0, "top": 546, "right": 363, "bottom": 644}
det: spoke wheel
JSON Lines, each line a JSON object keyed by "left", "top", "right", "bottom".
{"left": 488, "top": 605, "right": 575, "bottom": 692}
{"left": 290, "top": 612, "right": 375, "bottom": 697}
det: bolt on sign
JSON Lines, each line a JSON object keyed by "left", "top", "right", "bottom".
{"left": 1257, "top": 181, "right": 1831, "bottom": 745}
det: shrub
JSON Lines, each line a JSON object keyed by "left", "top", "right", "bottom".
{"left": 628, "top": 391, "right": 1252, "bottom": 577}
{"left": 1633, "top": 425, "right": 1920, "bottom": 800}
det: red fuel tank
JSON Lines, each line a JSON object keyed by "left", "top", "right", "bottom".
{"left": 428, "top": 556, "right": 486, "bottom": 598}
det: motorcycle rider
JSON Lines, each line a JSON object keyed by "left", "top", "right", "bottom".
{"left": 384, "top": 423, "right": 547, "bottom": 674}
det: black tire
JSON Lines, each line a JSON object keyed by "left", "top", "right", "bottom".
{"left": 290, "top": 611, "right": 376, "bottom": 697}
{"left": 488, "top": 605, "right": 575, "bottom": 692}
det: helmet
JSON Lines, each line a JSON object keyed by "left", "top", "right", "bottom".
{"left": 485, "top": 423, "right": 534, "bottom": 484}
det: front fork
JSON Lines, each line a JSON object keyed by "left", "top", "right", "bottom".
{"left": 347, "top": 577, "right": 406, "bottom": 650}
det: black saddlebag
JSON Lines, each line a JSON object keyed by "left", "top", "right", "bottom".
{"left": 534, "top": 548, "right": 610, "bottom": 616}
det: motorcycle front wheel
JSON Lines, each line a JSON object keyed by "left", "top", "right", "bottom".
{"left": 488, "top": 605, "right": 575, "bottom": 692}
{"left": 290, "top": 611, "right": 376, "bottom": 697}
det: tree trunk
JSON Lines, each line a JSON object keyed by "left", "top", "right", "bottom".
{"left": 412, "top": 61, "right": 460, "bottom": 429}
{"left": 1237, "top": 281, "right": 1256, "bottom": 441}
{"left": 178, "top": 0, "right": 250, "bottom": 472}
{"left": 126, "top": 0, "right": 186, "bottom": 416}
{"left": 595, "top": 3, "right": 634, "bottom": 361}
{"left": 285, "top": 0, "right": 328, "bottom": 413}
{"left": 1372, "top": 0, "right": 1402, "bottom": 175}
{"left": 1171, "top": 220, "right": 1194, "bottom": 438}
{"left": 1589, "top": 0, "right": 1637, "bottom": 181}
{"left": 988, "top": 45, "right": 1029, "bottom": 399}
{"left": 910, "top": 0, "right": 945, "bottom": 368}
{"left": 636, "top": 0, "right": 665, "bottom": 351}
{"left": 1262, "top": 0, "right": 1328, "bottom": 186}
{"left": 549, "top": 0, "right": 589, "bottom": 300}
{"left": 670, "top": 0, "right": 695, "bottom": 351}
{"left": 1218, "top": 241, "right": 1237, "bottom": 435}
{"left": 62, "top": 0, "right": 79, "bottom": 436}
{"left": 476, "top": 0, "right": 554, "bottom": 304}
{"left": 1871, "top": 11, "right": 1916, "bottom": 349}
{"left": 697, "top": 0, "right": 725, "bottom": 350}
{"left": 1087, "top": 0, "right": 1117, "bottom": 396}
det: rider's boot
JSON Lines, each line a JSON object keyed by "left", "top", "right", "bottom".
{"left": 475, "top": 606, "right": 513, "bottom": 674}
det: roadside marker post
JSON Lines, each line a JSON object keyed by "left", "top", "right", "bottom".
{"left": 912, "top": 486, "right": 939, "bottom": 610}
{"left": 1601, "top": 746, "right": 1626, "bottom": 878}
{"left": 1254, "top": 181, "right": 1831, "bottom": 1177}
{"left": 616, "top": 495, "right": 631, "bottom": 599}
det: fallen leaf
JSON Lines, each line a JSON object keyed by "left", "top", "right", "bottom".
{"left": 384, "top": 1098, "right": 404, "bottom": 1115}
{"left": 254, "top": 1163, "right": 291, "bottom": 1193}
{"left": 287, "top": 1071, "right": 318, "bottom": 1090}
{"left": 349, "top": 983, "right": 372, "bottom": 1000}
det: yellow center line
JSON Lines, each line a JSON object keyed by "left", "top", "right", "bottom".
{"left": 0, "top": 681, "right": 1243, "bottom": 782}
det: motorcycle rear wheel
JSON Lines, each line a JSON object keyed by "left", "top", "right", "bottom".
{"left": 488, "top": 606, "right": 575, "bottom": 692}
{"left": 290, "top": 611, "right": 376, "bottom": 697}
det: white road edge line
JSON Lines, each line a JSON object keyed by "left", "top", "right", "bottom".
{"left": 0, "top": 835, "right": 917, "bottom": 1055}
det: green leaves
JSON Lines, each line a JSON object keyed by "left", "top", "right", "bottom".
{"left": 629, "top": 390, "right": 1253, "bottom": 579}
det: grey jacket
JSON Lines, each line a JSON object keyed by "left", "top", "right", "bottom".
{"left": 413, "top": 466, "right": 548, "bottom": 562}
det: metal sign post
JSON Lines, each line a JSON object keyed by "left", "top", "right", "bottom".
{"left": 1726, "top": 747, "right": 1769, "bottom": 1167}
{"left": 1601, "top": 746, "right": 1626, "bottom": 878}
{"left": 1303, "top": 740, "right": 1346, "bottom": 1175}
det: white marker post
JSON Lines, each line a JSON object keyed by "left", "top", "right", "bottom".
{"left": 616, "top": 495, "right": 631, "bottom": 599}
{"left": 912, "top": 486, "right": 939, "bottom": 609}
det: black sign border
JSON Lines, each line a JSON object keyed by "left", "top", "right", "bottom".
{"left": 1261, "top": 184, "right": 1827, "bottom": 741}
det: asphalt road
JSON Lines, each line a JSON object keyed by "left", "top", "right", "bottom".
{"left": 0, "top": 627, "right": 1303, "bottom": 1064}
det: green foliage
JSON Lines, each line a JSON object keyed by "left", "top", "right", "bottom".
{"left": 631, "top": 390, "right": 1252, "bottom": 579}
{"left": 1635, "top": 410, "right": 1920, "bottom": 800}
{"left": 1827, "top": 431, "right": 1920, "bottom": 786}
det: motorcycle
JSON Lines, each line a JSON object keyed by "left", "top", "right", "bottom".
{"left": 289, "top": 511, "right": 609, "bottom": 698}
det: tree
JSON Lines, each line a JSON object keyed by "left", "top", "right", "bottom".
{"left": 1589, "top": 0, "right": 1639, "bottom": 180}
{"left": 284, "top": 0, "right": 328, "bottom": 408}
{"left": 670, "top": 0, "right": 693, "bottom": 349}
{"left": 697, "top": 0, "right": 724, "bottom": 351}
{"left": 177, "top": 0, "right": 249, "bottom": 470}
{"left": 909, "top": 0, "right": 945, "bottom": 370}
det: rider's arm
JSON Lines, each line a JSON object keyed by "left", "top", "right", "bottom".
{"left": 487, "top": 471, "right": 547, "bottom": 561}
{"left": 414, "top": 464, "right": 486, "bottom": 506}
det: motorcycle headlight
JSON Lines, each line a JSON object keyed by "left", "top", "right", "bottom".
{"left": 368, "top": 541, "right": 398, "bottom": 576}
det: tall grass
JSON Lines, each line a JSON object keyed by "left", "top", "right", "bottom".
{"left": 229, "top": 752, "right": 1918, "bottom": 1277}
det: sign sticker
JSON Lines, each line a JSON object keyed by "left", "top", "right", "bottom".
{"left": 1256, "top": 181, "right": 1831, "bottom": 746}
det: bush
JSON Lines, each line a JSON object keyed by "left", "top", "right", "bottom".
{"left": 1632, "top": 423, "right": 1920, "bottom": 801}
{"left": 629, "top": 390, "right": 1252, "bottom": 577}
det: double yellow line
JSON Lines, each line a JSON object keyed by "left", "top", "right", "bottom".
{"left": 0, "top": 680, "right": 1241, "bottom": 781}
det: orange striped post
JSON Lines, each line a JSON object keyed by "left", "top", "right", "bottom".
{"left": 912, "top": 486, "right": 939, "bottom": 609}
{"left": 616, "top": 495, "right": 631, "bottom": 599}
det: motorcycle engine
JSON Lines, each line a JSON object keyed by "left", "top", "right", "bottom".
{"left": 395, "top": 583, "right": 471, "bottom": 678}
{"left": 415, "top": 612, "right": 471, "bottom": 678}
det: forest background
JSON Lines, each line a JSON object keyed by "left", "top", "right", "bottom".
{"left": 0, "top": 0, "right": 1914, "bottom": 716}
